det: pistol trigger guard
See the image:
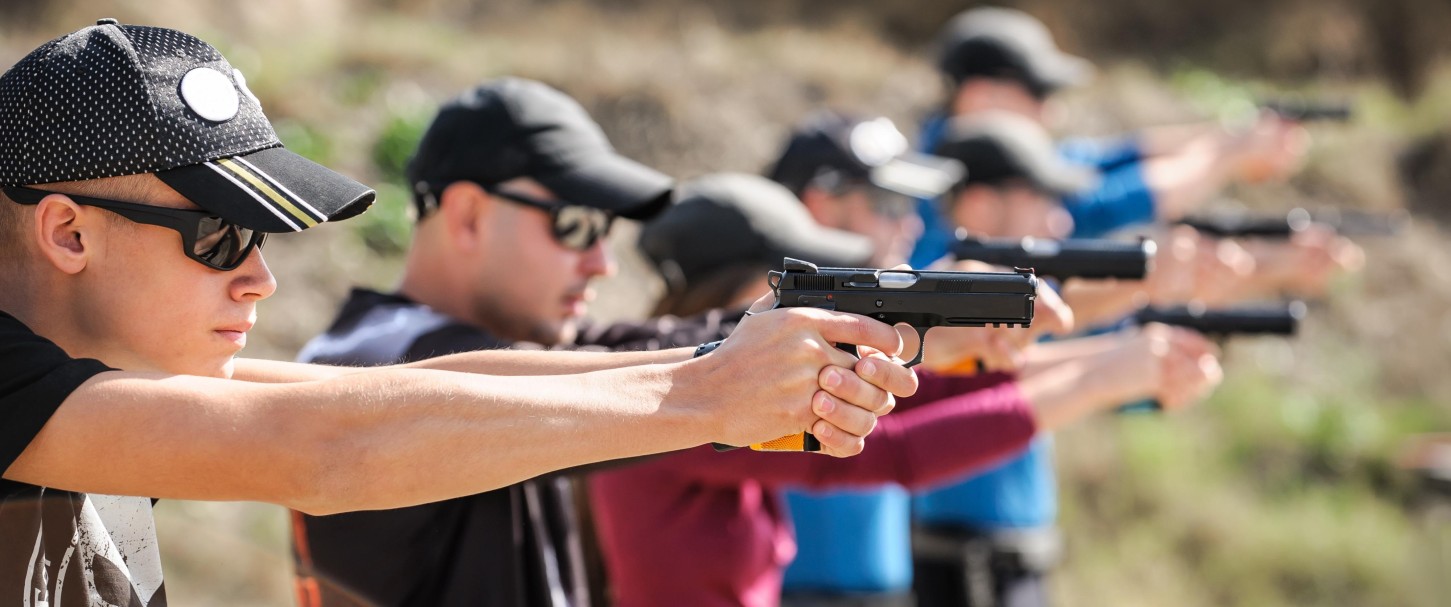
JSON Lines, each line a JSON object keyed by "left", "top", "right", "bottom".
{"left": 902, "top": 327, "right": 929, "bottom": 368}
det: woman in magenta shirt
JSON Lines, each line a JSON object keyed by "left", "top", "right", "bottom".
{"left": 590, "top": 371, "right": 1035, "bottom": 607}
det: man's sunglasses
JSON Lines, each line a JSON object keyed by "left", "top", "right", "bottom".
{"left": 3, "top": 186, "right": 267, "bottom": 271}
{"left": 485, "top": 187, "right": 615, "bottom": 251}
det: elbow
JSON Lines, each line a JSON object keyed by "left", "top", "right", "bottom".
{"left": 266, "top": 419, "right": 381, "bottom": 516}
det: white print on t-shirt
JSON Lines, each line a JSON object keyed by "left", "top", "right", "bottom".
{"left": 19, "top": 493, "right": 164, "bottom": 607}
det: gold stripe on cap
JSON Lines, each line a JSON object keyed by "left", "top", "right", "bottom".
{"left": 216, "top": 158, "right": 319, "bottom": 228}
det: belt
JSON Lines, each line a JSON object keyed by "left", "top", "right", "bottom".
{"left": 911, "top": 524, "right": 1063, "bottom": 573}
{"left": 780, "top": 590, "right": 916, "bottom": 607}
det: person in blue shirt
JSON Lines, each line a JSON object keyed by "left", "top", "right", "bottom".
{"left": 778, "top": 110, "right": 1228, "bottom": 607}
{"left": 904, "top": 9, "right": 1320, "bottom": 607}
{"left": 911, "top": 7, "right": 1312, "bottom": 268}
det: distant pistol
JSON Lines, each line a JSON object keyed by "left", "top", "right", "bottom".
{"left": 952, "top": 233, "right": 1155, "bottom": 280}
{"left": 1260, "top": 99, "right": 1353, "bottom": 123}
{"left": 1121, "top": 301, "right": 1306, "bottom": 413}
{"left": 716, "top": 257, "right": 1038, "bottom": 452}
{"left": 1179, "top": 208, "right": 1408, "bottom": 239}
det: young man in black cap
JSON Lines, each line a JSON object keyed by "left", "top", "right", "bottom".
{"left": 0, "top": 21, "right": 917, "bottom": 606}
{"left": 287, "top": 77, "right": 695, "bottom": 607}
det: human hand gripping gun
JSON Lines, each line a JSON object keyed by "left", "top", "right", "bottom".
{"left": 1121, "top": 301, "right": 1307, "bottom": 413}
{"left": 951, "top": 232, "right": 1155, "bottom": 280}
{"left": 714, "top": 258, "right": 1038, "bottom": 452}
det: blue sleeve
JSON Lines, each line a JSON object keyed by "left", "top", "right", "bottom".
{"left": 1063, "top": 161, "right": 1157, "bottom": 239}
{"left": 1058, "top": 136, "right": 1144, "bottom": 172}
{"left": 909, "top": 113, "right": 956, "bottom": 268}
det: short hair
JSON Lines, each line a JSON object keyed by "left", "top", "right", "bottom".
{"left": 0, "top": 177, "right": 155, "bottom": 267}
{"left": 0, "top": 190, "right": 28, "bottom": 263}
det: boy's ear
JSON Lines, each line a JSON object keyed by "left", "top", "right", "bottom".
{"left": 32, "top": 195, "right": 94, "bottom": 275}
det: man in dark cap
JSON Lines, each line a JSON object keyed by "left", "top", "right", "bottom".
{"left": 0, "top": 23, "right": 916, "bottom": 606}
{"left": 288, "top": 81, "right": 923, "bottom": 607}
{"left": 288, "top": 77, "right": 684, "bottom": 607}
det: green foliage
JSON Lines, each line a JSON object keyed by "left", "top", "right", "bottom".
{"left": 371, "top": 108, "right": 435, "bottom": 184}
{"left": 352, "top": 182, "right": 415, "bottom": 256}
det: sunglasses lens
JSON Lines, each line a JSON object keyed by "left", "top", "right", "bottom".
{"left": 193, "top": 217, "right": 263, "bottom": 269}
{"left": 553, "top": 206, "right": 612, "bottom": 250}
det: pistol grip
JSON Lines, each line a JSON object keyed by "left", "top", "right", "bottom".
{"left": 711, "top": 433, "right": 823, "bottom": 452}
{"left": 711, "top": 343, "right": 853, "bottom": 453}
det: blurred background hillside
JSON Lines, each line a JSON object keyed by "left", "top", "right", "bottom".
{"left": 3, "top": 1, "right": 1451, "bottom": 605}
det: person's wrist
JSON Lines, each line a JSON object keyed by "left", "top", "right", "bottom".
{"left": 668, "top": 348, "right": 730, "bottom": 446}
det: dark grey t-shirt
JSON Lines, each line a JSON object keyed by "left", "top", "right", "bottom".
{"left": 290, "top": 289, "right": 742, "bottom": 607}
{"left": 0, "top": 311, "right": 167, "bottom": 606}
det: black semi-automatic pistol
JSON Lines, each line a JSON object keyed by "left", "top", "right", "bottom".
{"left": 952, "top": 234, "right": 1155, "bottom": 280}
{"left": 716, "top": 258, "right": 1038, "bottom": 452}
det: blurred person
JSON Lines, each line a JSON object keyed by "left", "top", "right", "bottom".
{"left": 284, "top": 79, "right": 899, "bottom": 607}
{"left": 0, "top": 23, "right": 917, "bottom": 606}
{"left": 591, "top": 171, "right": 1083, "bottom": 607}
{"left": 906, "top": 113, "right": 1224, "bottom": 607}
{"left": 774, "top": 113, "right": 1221, "bottom": 607}
{"left": 910, "top": 6, "right": 1310, "bottom": 268}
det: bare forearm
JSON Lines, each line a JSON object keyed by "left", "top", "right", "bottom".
{"left": 1020, "top": 333, "right": 1127, "bottom": 378}
{"left": 1060, "top": 279, "right": 1146, "bottom": 329}
{"left": 1142, "top": 139, "right": 1236, "bottom": 220}
{"left": 404, "top": 347, "right": 691, "bottom": 375}
{"left": 8, "top": 365, "right": 712, "bottom": 513}
{"left": 230, "top": 347, "right": 694, "bottom": 384}
{"left": 296, "top": 365, "right": 707, "bottom": 512}
{"left": 1020, "top": 351, "right": 1151, "bottom": 430}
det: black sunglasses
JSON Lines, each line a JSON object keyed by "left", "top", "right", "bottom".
{"left": 485, "top": 187, "right": 615, "bottom": 252}
{"left": 3, "top": 186, "right": 267, "bottom": 271}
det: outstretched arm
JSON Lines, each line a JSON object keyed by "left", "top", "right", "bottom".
{"left": 6, "top": 307, "right": 918, "bottom": 514}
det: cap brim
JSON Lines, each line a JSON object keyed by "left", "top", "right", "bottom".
{"left": 1032, "top": 53, "right": 1095, "bottom": 92}
{"left": 156, "top": 146, "right": 376, "bottom": 233}
{"left": 1035, "top": 161, "right": 1100, "bottom": 196}
{"left": 536, "top": 153, "right": 675, "bottom": 221}
{"left": 778, "top": 224, "right": 875, "bottom": 269}
{"left": 869, "top": 152, "right": 967, "bottom": 199}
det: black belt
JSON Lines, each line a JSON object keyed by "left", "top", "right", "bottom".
{"left": 911, "top": 524, "right": 1063, "bottom": 574}
{"left": 780, "top": 590, "right": 916, "bottom": 607}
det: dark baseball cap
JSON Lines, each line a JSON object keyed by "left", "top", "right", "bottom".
{"left": 0, "top": 19, "right": 375, "bottom": 232}
{"left": 768, "top": 111, "right": 964, "bottom": 200}
{"left": 937, "top": 8, "right": 1093, "bottom": 97}
{"left": 405, "top": 78, "right": 673, "bottom": 221}
{"left": 934, "top": 112, "right": 1098, "bottom": 196}
{"left": 639, "top": 173, "right": 873, "bottom": 287}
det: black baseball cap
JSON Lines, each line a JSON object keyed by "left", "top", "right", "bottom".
{"left": 768, "top": 111, "right": 964, "bottom": 200}
{"left": 0, "top": 19, "right": 375, "bottom": 232}
{"left": 937, "top": 8, "right": 1093, "bottom": 98}
{"left": 934, "top": 112, "right": 1098, "bottom": 196}
{"left": 639, "top": 173, "right": 873, "bottom": 288}
{"left": 406, "top": 78, "right": 673, "bottom": 221}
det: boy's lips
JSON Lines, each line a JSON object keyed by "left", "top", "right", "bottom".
{"left": 215, "top": 321, "right": 255, "bottom": 348}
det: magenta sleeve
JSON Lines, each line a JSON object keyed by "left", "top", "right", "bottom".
{"left": 643, "top": 373, "right": 1037, "bottom": 491}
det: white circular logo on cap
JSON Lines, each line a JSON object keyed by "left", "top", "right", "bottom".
{"left": 234, "top": 69, "right": 261, "bottom": 109}
{"left": 849, "top": 118, "right": 909, "bottom": 167}
{"left": 179, "top": 68, "right": 241, "bottom": 122}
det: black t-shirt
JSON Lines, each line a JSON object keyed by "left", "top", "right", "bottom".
{"left": 0, "top": 311, "right": 169, "bottom": 606}
{"left": 291, "top": 289, "right": 742, "bottom": 607}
